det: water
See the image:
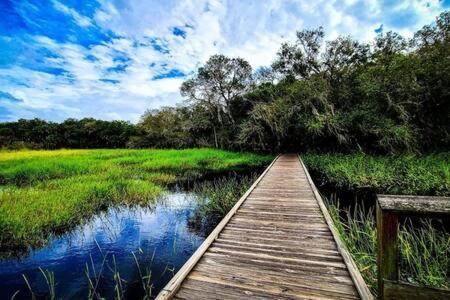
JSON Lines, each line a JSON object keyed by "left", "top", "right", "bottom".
{"left": 0, "top": 191, "right": 213, "bottom": 299}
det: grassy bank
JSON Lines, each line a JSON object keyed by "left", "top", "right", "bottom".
{"left": 0, "top": 149, "right": 272, "bottom": 250}
{"left": 327, "top": 200, "right": 450, "bottom": 296}
{"left": 303, "top": 153, "right": 449, "bottom": 196}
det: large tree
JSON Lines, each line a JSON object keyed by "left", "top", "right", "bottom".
{"left": 272, "top": 27, "right": 324, "bottom": 79}
{"left": 181, "top": 55, "right": 252, "bottom": 125}
{"left": 180, "top": 54, "right": 252, "bottom": 147}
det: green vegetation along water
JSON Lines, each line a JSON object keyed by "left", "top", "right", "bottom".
{"left": 326, "top": 199, "right": 450, "bottom": 296}
{"left": 0, "top": 149, "right": 272, "bottom": 250}
{"left": 303, "top": 153, "right": 450, "bottom": 196}
{"left": 303, "top": 153, "right": 450, "bottom": 296}
{"left": 0, "top": 190, "right": 219, "bottom": 299}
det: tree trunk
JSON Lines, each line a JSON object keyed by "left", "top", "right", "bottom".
{"left": 213, "top": 126, "right": 219, "bottom": 148}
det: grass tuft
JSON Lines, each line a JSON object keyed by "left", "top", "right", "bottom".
{"left": 193, "top": 174, "right": 257, "bottom": 217}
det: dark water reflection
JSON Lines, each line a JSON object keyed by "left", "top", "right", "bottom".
{"left": 0, "top": 191, "right": 213, "bottom": 299}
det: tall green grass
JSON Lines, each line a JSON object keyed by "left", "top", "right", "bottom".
{"left": 0, "top": 149, "right": 272, "bottom": 250}
{"left": 327, "top": 200, "right": 450, "bottom": 296}
{"left": 193, "top": 174, "right": 258, "bottom": 217}
{"left": 303, "top": 153, "right": 449, "bottom": 196}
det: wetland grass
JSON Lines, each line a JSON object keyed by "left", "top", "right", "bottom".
{"left": 303, "top": 153, "right": 449, "bottom": 196}
{"left": 0, "top": 148, "right": 272, "bottom": 250}
{"left": 193, "top": 173, "right": 258, "bottom": 217}
{"left": 327, "top": 200, "right": 450, "bottom": 296}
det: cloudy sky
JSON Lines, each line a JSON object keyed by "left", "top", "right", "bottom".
{"left": 1, "top": 0, "right": 448, "bottom": 122}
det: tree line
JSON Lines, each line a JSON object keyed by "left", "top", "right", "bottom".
{"left": 1, "top": 11, "right": 448, "bottom": 154}
{"left": 0, "top": 118, "right": 137, "bottom": 149}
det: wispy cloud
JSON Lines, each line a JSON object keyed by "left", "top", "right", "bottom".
{"left": 51, "top": 0, "right": 93, "bottom": 27}
{"left": 0, "top": 0, "right": 448, "bottom": 122}
{"left": 0, "top": 91, "right": 23, "bottom": 103}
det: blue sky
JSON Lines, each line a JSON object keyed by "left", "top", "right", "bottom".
{"left": 0, "top": 0, "right": 448, "bottom": 122}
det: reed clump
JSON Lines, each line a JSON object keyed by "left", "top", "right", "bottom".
{"left": 327, "top": 200, "right": 450, "bottom": 296}
{"left": 193, "top": 174, "right": 257, "bottom": 217}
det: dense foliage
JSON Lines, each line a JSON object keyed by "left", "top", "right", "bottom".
{"left": 0, "top": 12, "right": 448, "bottom": 154}
{"left": 135, "top": 12, "right": 449, "bottom": 154}
{"left": 0, "top": 118, "right": 137, "bottom": 149}
{"left": 0, "top": 149, "right": 272, "bottom": 249}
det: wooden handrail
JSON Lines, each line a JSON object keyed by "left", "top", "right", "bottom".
{"left": 376, "top": 194, "right": 450, "bottom": 300}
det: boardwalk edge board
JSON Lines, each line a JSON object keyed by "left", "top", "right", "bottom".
{"left": 299, "top": 155, "right": 374, "bottom": 300}
{"left": 155, "top": 155, "right": 280, "bottom": 300}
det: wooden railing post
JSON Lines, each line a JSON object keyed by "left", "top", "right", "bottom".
{"left": 376, "top": 201, "right": 399, "bottom": 299}
{"left": 376, "top": 194, "right": 450, "bottom": 300}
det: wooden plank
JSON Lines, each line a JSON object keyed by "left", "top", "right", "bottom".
{"left": 212, "top": 240, "right": 342, "bottom": 258}
{"left": 377, "top": 194, "right": 450, "bottom": 215}
{"left": 196, "top": 255, "right": 355, "bottom": 285}
{"left": 376, "top": 195, "right": 450, "bottom": 299}
{"left": 155, "top": 155, "right": 280, "bottom": 300}
{"left": 180, "top": 278, "right": 295, "bottom": 299}
{"left": 383, "top": 280, "right": 450, "bottom": 300}
{"left": 189, "top": 268, "right": 359, "bottom": 298}
{"left": 186, "top": 271, "right": 358, "bottom": 300}
{"left": 201, "top": 252, "right": 353, "bottom": 277}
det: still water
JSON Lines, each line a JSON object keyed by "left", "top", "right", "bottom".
{"left": 0, "top": 191, "right": 213, "bottom": 299}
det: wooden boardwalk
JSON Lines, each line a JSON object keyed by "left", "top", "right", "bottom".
{"left": 157, "top": 154, "right": 372, "bottom": 299}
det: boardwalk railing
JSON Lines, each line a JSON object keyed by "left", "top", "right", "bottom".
{"left": 376, "top": 195, "right": 450, "bottom": 300}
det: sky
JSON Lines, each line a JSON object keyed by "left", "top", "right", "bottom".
{"left": 0, "top": 0, "right": 449, "bottom": 123}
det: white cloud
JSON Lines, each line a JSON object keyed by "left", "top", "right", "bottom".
{"left": 1, "top": 0, "right": 448, "bottom": 122}
{"left": 52, "top": 0, "right": 93, "bottom": 27}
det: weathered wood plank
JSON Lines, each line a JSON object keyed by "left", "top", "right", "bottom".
{"left": 376, "top": 201, "right": 399, "bottom": 298}
{"left": 300, "top": 156, "right": 374, "bottom": 300}
{"left": 377, "top": 194, "right": 450, "bottom": 215}
{"left": 195, "top": 255, "right": 355, "bottom": 285}
{"left": 202, "top": 252, "right": 353, "bottom": 277}
{"left": 376, "top": 194, "right": 450, "bottom": 299}
{"left": 383, "top": 280, "right": 450, "bottom": 300}
{"left": 156, "top": 154, "right": 370, "bottom": 300}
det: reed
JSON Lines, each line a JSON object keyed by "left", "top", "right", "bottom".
{"left": 327, "top": 199, "right": 450, "bottom": 296}
{"left": 193, "top": 174, "right": 258, "bottom": 217}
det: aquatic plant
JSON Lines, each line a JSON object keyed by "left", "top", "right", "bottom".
{"left": 327, "top": 199, "right": 450, "bottom": 296}
{"left": 193, "top": 174, "right": 257, "bottom": 217}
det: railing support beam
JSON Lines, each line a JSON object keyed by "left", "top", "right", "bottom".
{"left": 376, "top": 202, "right": 398, "bottom": 299}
